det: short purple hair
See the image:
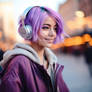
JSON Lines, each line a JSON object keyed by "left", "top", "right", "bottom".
{"left": 18, "top": 6, "right": 64, "bottom": 44}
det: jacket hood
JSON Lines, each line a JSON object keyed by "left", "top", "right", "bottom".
{"left": 0, "top": 43, "right": 57, "bottom": 67}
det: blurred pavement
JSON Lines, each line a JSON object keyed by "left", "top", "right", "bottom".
{"left": 57, "top": 53, "right": 92, "bottom": 92}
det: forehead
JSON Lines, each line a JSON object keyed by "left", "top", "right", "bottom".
{"left": 43, "top": 16, "right": 56, "bottom": 26}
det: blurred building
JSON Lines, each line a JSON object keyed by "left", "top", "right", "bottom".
{"left": 79, "top": 0, "right": 92, "bottom": 17}
{"left": 0, "top": 2, "right": 16, "bottom": 50}
{"left": 59, "top": 0, "right": 92, "bottom": 36}
{"left": 59, "top": 0, "right": 79, "bottom": 35}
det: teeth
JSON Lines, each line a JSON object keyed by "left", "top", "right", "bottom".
{"left": 45, "top": 38, "right": 53, "bottom": 40}
{"left": 45, "top": 39, "right": 49, "bottom": 40}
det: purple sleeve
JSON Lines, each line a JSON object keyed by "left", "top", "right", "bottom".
{"left": 0, "top": 78, "right": 21, "bottom": 92}
{"left": 0, "top": 55, "right": 31, "bottom": 92}
{"left": 55, "top": 64, "right": 69, "bottom": 92}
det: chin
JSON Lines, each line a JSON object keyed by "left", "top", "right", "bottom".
{"left": 38, "top": 41, "right": 53, "bottom": 48}
{"left": 44, "top": 44, "right": 53, "bottom": 48}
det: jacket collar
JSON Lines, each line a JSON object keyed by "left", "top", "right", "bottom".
{"left": 1, "top": 43, "right": 57, "bottom": 66}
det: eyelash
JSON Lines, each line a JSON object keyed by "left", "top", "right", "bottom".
{"left": 42, "top": 26, "right": 57, "bottom": 31}
{"left": 42, "top": 27, "right": 49, "bottom": 29}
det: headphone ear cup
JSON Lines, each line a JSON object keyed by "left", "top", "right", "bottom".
{"left": 19, "top": 25, "right": 32, "bottom": 40}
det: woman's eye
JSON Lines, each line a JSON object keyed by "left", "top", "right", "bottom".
{"left": 42, "top": 26, "right": 49, "bottom": 29}
{"left": 54, "top": 27, "right": 57, "bottom": 31}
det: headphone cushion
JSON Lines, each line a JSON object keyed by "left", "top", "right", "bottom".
{"left": 19, "top": 25, "right": 32, "bottom": 40}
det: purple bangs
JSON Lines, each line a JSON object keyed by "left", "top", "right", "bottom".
{"left": 43, "top": 7, "right": 64, "bottom": 43}
{"left": 18, "top": 6, "right": 64, "bottom": 44}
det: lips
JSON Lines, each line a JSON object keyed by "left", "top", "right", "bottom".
{"left": 45, "top": 38, "right": 54, "bottom": 43}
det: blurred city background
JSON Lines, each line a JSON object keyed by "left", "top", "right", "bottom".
{"left": 0, "top": 0, "right": 92, "bottom": 92}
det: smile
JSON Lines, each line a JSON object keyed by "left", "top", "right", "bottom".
{"left": 45, "top": 38, "right": 54, "bottom": 43}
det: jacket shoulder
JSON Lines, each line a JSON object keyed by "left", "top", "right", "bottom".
{"left": 2, "top": 55, "right": 31, "bottom": 80}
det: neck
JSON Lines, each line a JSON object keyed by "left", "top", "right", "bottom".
{"left": 30, "top": 42, "right": 45, "bottom": 65}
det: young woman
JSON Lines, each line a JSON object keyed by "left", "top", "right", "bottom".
{"left": 0, "top": 6, "right": 69, "bottom": 92}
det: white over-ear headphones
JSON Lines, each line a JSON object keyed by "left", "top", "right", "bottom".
{"left": 18, "top": 7, "right": 33, "bottom": 40}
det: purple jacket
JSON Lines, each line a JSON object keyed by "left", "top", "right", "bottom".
{"left": 0, "top": 55, "right": 69, "bottom": 92}
{"left": 0, "top": 43, "right": 69, "bottom": 92}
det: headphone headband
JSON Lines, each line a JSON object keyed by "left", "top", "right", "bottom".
{"left": 22, "top": 6, "right": 32, "bottom": 18}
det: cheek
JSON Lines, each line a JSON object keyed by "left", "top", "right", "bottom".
{"left": 54, "top": 33, "right": 57, "bottom": 38}
{"left": 40, "top": 31, "right": 48, "bottom": 36}
{"left": 38, "top": 31, "right": 48, "bottom": 38}
{"left": 37, "top": 31, "right": 46, "bottom": 43}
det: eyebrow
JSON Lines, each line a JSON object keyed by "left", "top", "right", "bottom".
{"left": 43, "top": 24, "right": 57, "bottom": 27}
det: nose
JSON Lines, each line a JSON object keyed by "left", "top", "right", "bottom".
{"left": 49, "top": 28, "right": 56, "bottom": 36}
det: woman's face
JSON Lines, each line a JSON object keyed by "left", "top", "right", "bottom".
{"left": 37, "top": 16, "right": 57, "bottom": 48}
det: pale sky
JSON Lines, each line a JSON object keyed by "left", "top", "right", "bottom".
{"left": 13, "top": 0, "right": 67, "bottom": 19}
{"left": 0, "top": 0, "right": 67, "bottom": 25}
{"left": 0, "top": 0, "right": 67, "bottom": 13}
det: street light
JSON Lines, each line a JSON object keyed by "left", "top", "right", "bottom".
{"left": 75, "top": 10, "right": 85, "bottom": 18}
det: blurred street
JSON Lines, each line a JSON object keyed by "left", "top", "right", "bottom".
{"left": 57, "top": 53, "right": 92, "bottom": 92}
